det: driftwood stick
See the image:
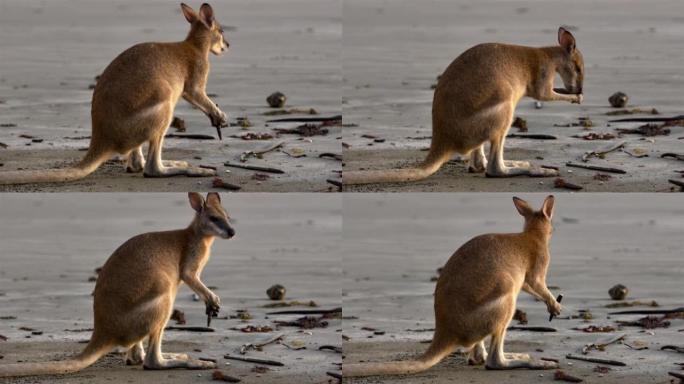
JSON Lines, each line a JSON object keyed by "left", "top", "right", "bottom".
{"left": 661, "top": 345, "right": 684, "bottom": 353}
{"left": 566, "top": 162, "right": 626, "bottom": 174}
{"left": 267, "top": 115, "right": 342, "bottom": 123}
{"left": 240, "top": 141, "right": 284, "bottom": 162}
{"left": 581, "top": 333, "right": 625, "bottom": 355}
{"left": 566, "top": 354, "right": 626, "bottom": 366}
{"left": 319, "top": 345, "right": 342, "bottom": 353}
{"left": 668, "top": 371, "right": 684, "bottom": 380}
{"left": 507, "top": 326, "right": 557, "bottom": 332}
{"left": 223, "top": 354, "right": 284, "bottom": 366}
{"left": 507, "top": 133, "right": 557, "bottom": 140}
{"left": 165, "top": 134, "right": 215, "bottom": 140}
{"left": 240, "top": 333, "right": 284, "bottom": 354}
{"left": 669, "top": 179, "right": 684, "bottom": 190}
{"left": 267, "top": 307, "right": 341, "bottom": 315}
{"left": 609, "top": 114, "right": 684, "bottom": 123}
{"left": 609, "top": 307, "right": 684, "bottom": 315}
{"left": 224, "top": 161, "right": 284, "bottom": 174}
{"left": 165, "top": 326, "right": 214, "bottom": 332}
{"left": 581, "top": 141, "right": 625, "bottom": 162}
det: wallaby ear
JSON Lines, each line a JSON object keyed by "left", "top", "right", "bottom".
{"left": 180, "top": 3, "right": 198, "bottom": 24}
{"left": 206, "top": 192, "right": 221, "bottom": 204}
{"left": 199, "top": 3, "right": 215, "bottom": 27}
{"left": 188, "top": 192, "right": 205, "bottom": 213}
{"left": 558, "top": 27, "right": 576, "bottom": 54}
{"left": 541, "top": 195, "right": 555, "bottom": 220}
{"left": 512, "top": 197, "right": 533, "bottom": 217}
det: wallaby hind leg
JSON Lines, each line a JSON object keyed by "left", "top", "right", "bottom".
{"left": 143, "top": 135, "right": 214, "bottom": 178}
{"left": 486, "top": 135, "right": 557, "bottom": 178}
{"left": 125, "top": 342, "right": 146, "bottom": 365}
{"left": 467, "top": 340, "right": 488, "bottom": 365}
{"left": 143, "top": 327, "right": 214, "bottom": 370}
{"left": 126, "top": 146, "right": 146, "bottom": 173}
{"left": 468, "top": 145, "right": 487, "bottom": 173}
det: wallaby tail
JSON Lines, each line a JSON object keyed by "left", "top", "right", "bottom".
{"left": 0, "top": 334, "right": 112, "bottom": 378}
{"left": 343, "top": 337, "right": 455, "bottom": 377}
{"left": 343, "top": 146, "right": 453, "bottom": 185}
{"left": 0, "top": 147, "right": 110, "bottom": 185}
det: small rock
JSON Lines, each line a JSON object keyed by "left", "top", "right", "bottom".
{"left": 609, "top": 92, "right": 628, "bottom": 108}
{"left": 609, "top": 284, "right": 628, "bottom": 300}
{"left": 267, "top": 284, "right": 286, "bottom": 300}
{"left": 267, "top": 92, "right": 286, "bottom": 108}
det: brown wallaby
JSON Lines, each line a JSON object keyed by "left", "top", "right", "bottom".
{"left": 0, "top": 3, "right": 229, "bottom": 185}
{"left": 344, "top": 27, "right": 584, "bottom": 185}
{"left": 0, "top": 192, "right": 234, "bottom": 377}
{"left": 343, "top": 196, "right": 562, "bottom": 377}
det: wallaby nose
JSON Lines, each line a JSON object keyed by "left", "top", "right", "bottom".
{"left": 226, "top": 226, "right": 235, "bottom": 239}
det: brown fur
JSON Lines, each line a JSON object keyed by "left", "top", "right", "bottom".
{"left": 0, "top": 192, "right": 234, "bottom": 377}
{"left": 343, "top": 27, "right": 584, "bottom": 185}
{"left": 343, "top": 196, "right": 562, "bottom": 377}
{"left": 0, "top": 3, "right": 229, "bottom": 185}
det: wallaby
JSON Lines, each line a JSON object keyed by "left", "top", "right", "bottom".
{"left": 344, "top": 27, "right": 584, "bottom": 185}
{"left": 0, "top": 192, "right": 235, "bottom": 377}
{"left": 0, "top": 3, "right": 229, "bottom": 185}
{"left": 343, "top": 196, "right": 562, "bottom": 377}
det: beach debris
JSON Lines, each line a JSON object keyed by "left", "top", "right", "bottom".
{"left": 212, "top": 370, "right": 241, "bottom": 382}
{"left": 566, "top": 354, "right": 626, "bottom": 366}
{"left": 273, "top": 315, "right": 328, "bottom": 329}
{"left": 535, "top": 101, "right": 544, "bottom": 109}
{"left": 165, "top": 326, "right": 214, "bottom": 332}
{"left": 506, "top": 133, "right": 557, "bottom": 140}
{"left": 668, "top": 371, "right": 684, "bottom": 382}
{"left": 574, "top": 132, "right": 615, "bottom": 140}
{"left": 263, "top": 108, "right": 317, "bottom": 116}
{"left": 319, "top": 152, "right": 342, "bottom": 161}
{"left": 616, "top": 124, "right": 670, "bottom": 137}
{"left": 212, "top": 177, "right": 241, "bottom": 191}
{"left": 252, "top": 366, "right": 270, "bottom": 373}
{"left": 624, "top": 340, "right": 648, "bottom": 350}
{"left": 581, "top": 334, "right": 625, "bottom": 354}
{"left": 513, "top": 309, "right": 528, "bottom": 325}
{"left": 0, "top": 335, "right": 7, "bottom": 341}
{"left": 0, "top": 142, "right": 7, "bottom": 149}
{"left": 662, "top": 153, "right": 684, "bottom": 161}
{"left": 224, "top": 354, "right": 284, "bottom": 367}
{"left": 267, "top": 92, "right": 287, "bottom": 108}
{"left": 267, "top": 284, "right": 286, "bottom": 300}
{"left": 170, "top": 309, "right": 186, "bottom": 325}
{"left": 554, "top": 370, "right": 583, "bottom": 382}
{"left": 593, "top": 174, "right": 612, "bottom": 182}
{"left": 616, "top": 315, "right": 670, "bottom": 329}
{"left": 566, "top": 162, "right": 626, "bottom": 174}
{"left": 224, "top": 161, "right": 284, "bottom": 174}
{"left": 606, "top": 107, "right": 659, "bottom": 116}
{"left": 609, "top": 306, "right": 684, "bottom": 315}
{"left": 581, "top": 141, "right": 625, "bottom": 162}
{"left": 327, "top": 179, "right": 342, "bottom": 191}
{"left": 609, "top": 284, "right": 628, "bottom": 300}
{"left": 232, "top": 310, "right": 252, "bottom": 321}
{"left": 0, "top": 123, "right": 17, "bottom": 127}
{"left": 233, "top": 132, "right": 274, "bottom": 141}
{"left": 574, "top": 325, "right": 615, "bottom": 333}
{"left": 251, "top": 173, "right": 270, "bottom": 181}
{"left": 554, "top": 178, "right": 583, "bottom": 191}
{"left": 266, "top": 307, "right": 341, "bottom": 316}
{"left": 282, "top": 148, "right": 306, "bottom": 158}
{"left": 593, "top": 366, "right": 611, "bottom": 374}
{"left": 608, "top": 92, "right": 629, "bottom": 108}
{"left": 232, "top": 117, "right": 253, "bottom": 129}
{"left": 273, "top": 123, "right": 328, "bottom": 137}
{"left": 282, "top": 340, "right": 306, "bottom": 350}
{"left": 319, "top": 345, "right": 342, "bottom": 353}
{"left": 200, "top": 165, "right": 217, "bottom": 171}
{"left": 327, "top": 371, "right": 343, "bottom": 381}
{"left": 239, "top": 325, "right": 273, "bottom": 333}
{"left": 622, "top": 148, "right": 648, "bottom": 158}
{"left": 240, "top": 333, "right": 283, "bottom": 354}
{"left": 165, "top": 133, "right": 215, "bottom": 140}
{"left": 170, "top": 116, "right": 186, "bottom": 132}
{"left": 512, "top": 116, "right": 528, "bottom": 132}
{"left": 263, "top": 300, "right": 317, "bottom": 309}
{"left": 661, "top": 345, "right": 684, "bottom": 354}
{"left": 605, "top": 300, "right": 658, "bottom": 309}
{"left": 240, "top": 141, "right": 283, "bottom": 162}
{"left": 507, "top": 326, "right": 557, "bottom": 332}
{"left": 669, "top": 179, "right": 684, "bottom": 191}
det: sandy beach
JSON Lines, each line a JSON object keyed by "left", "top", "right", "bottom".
{"left": 342, "top": 193, "right": 684, "bottom": 383}
{"left": 0, "top": 193, "right": 342, "bottom": 383}
{"left": 0, "top": 0, "right": 342, "bottom": 192}
{"left": 342, "top": 0, "right": 684, "bottom": 192}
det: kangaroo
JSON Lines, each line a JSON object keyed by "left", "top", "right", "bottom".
{"left": 0, "top": 3, "right": 229, "bottom": 185}
{"left": 343, "top": 196, "right": 562, "bottom": 377}
{"left": 0, "top": 192, "right": 235, "bottom": 377}
{"left": 344, "top": 27, "right": 584, "bottom": 185}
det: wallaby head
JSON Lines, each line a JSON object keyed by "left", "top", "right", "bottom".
{"left": 512, "top": 195, "right": 555, "bottom": 235}
{"left": 556, "top": 27, "right": 583, "bottom": 94}
{"left": 181, "top": 3, "right": 229, "bottom": 55}
{"left": 188, "top": 192, "right": 235, "bottom": 239}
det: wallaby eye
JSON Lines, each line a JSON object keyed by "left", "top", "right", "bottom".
{"left": 209, "top": 216, "right": 223, "bottom": 224}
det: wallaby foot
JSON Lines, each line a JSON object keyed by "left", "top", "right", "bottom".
{"left": 162, "top": 160, "right": 190, "bottom": 168}
{"left": 143, "top": 137, "right": 215, "bottom": 178}
{"left": 468, "top": 146, "right": 488, "bottom": 173}
{"left": 126, "top": 147, "right": 146, "bottom": 173}
{"left": 485, "top": 136, "right": 557, "bottom": 177}
{"left": 504, "top": 352, "right": 531, "bottom": 360}
{"left": 485, "top": 327, "right": 556, "bottom": 370}
{"left": 163, "top": 352, "right": 190, "bottom": 360}
{"left": 125, "top": 342, "right": 146, "bottom": 365}
{"left": 503, "top": 160, "right": 531, "bottom": 168}
{"left": 143, "top": 329, "right": 215, "bottom": 370}
{"left": 467, "top": 341, "right": 488, "bottom": 365}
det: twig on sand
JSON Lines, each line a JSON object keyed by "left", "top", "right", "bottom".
{"left": 223, "top": 354, "right": 284, "bottom": 366}
{"left": 669, "top": 179, "right": 684, "bottom": 190}
{"left": 609, "top": 114, "right": 684, "bottom": 123}
{"left": 327, "top": 371, "right": 342, "bottom": 381}
{"left": 266, "top": 307, "right": 341, "bottom": 315}
{"left": 212, "top": 177, "right": 241, "bottom": 191}
{"left": 566, "top": 162, "right": 626, "bottom": 174}
{"left": 224, "top": 161, "right": 284, "bottom": 174}
{"left": 212, "top": 370, "right": 241, "bottom": 382}
{"left": 319, "top": 345, "right": 342, "bottom": 353}
{"left": 506, "top": 133, "right": 557, "bottom": 140}
{"left": 507, "top": 326, "right": 557, "bottom": 332}
{"left": 581, "top": 334, "right": 625, "bottom": 355}
{"left": 165, "top": 133, "right": 215, "bottom": 140}
{"left": 240, "top": 333, "right": 284, "bottom": 354}
{"left": 661, "top": 345, "right": 684, "bottom": 354}
{"left": 319, "top": 153, "right": 342, "bottom": 161}
{"left": 662, "top": 153, "right": 684, "bottom": 161}
{"left": 240, "top": 141, "right": 284, "bottom": 162}
{"left": 581, "top": 141, "right": 625, "bottom": 162}
{"left": 165, "top": 326, "right": 214, "bottom": 332}
{"left": 554, "top": 178, "right": 583, "bottom": 191}
{"left": 566, "top": 354, "right": 626, "bottom": 366}
{"left": 609, "top": 307, "right": 684, "bottom": 315}
{"left": 554, "top": 370, "right": 583, "bottom": 382}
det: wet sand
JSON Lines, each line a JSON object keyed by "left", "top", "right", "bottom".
{"left": 0, "top": 0, "right": 341, "bottom": 192}
{"left": 0, "top": 193, "right": 342, "bottom": 383}
{"left": 342, "top": 193, "right": 684, "bottom": 383}
{"left": 343, "top": 0, "right": 684, "bottom": 192}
